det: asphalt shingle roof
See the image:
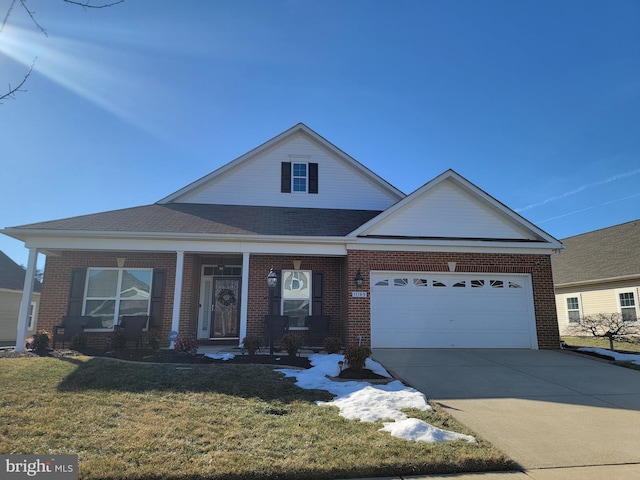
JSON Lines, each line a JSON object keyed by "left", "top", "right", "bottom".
{"left": 0, "top": 251, "right": 42, "bottom": 292}
{"left": 11, "top": 204, "right": 383, "bottom": 237}
{"left": 552, "top": 219, "right": 640, "bottom": 285}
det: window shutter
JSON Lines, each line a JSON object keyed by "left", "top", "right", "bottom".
{"left": 149, "top": 269, "right": 166, "bottom": 329}
{"left": 312, "top": 271, "right": 323, "bottom": 315}
{"left": 268, "top": 270, "right": 282, "bottom": 315}
{"left": 281, "top": 162, "right": 291, "bottom": 193}
{"left": 67, "top": 268, "right": 86, "bottom": 316}
{"left": 309, "top": 162, "right": 318, "bottom": 194}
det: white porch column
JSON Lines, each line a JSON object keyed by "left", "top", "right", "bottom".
{"left": 15, "top": 248, "right": 38, "bottom": 352}
{"left": 238, "top": 252, "right": 250, "bottom": 346}
{"left": 170, "top": 251, "right": 185, "bottom": 349}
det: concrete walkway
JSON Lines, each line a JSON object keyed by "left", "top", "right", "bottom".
{"left": 370, "top": 348, "right": 640, "bottom": 480}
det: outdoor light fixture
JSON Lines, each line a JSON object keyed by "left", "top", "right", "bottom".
{"left": 354, "top": 269, "right": 364, "bottom": 288}
{"left": 267, "top": 267, "right": 278, "bottom": 288}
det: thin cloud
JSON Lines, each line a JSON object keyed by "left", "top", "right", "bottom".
{"left": 516, "top": 168, "right": 640, "bottom": 213}
{"left": 536, "top": 192, "right": 640, "bottom": 224}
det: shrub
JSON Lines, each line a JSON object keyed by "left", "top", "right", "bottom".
{"left": 344, "top": 345, "right": 372, "bottom": 370}
{"left": 27, "top": 331, "right": 50, "bottom": 353}
{"left": 107, "top": 328, "right": 127, "bottom": 349}
{"left": 70, "top": 332, "right": 88, "bottom": 352}
{"left": 174, "top": 334, "right": 198, "bottom": 354}
{"left": 279, "top": 333, "right": 303, "bottom": 357}
{"left": 146, "top": 331, "right": 160, "bottom": 351}
{"left": 323, "top": 337, "right": 342, "bottom": 354}
{"left": 242, "top": 336, "right": 262, "bottom": 356}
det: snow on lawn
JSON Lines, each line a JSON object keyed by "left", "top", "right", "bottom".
{"left": 577, "top": 347, "right": 640, "bottom": 365}
{"left": 277, "top": 353, "right": 476, "bottom": 444}
{"left": 204, "top": 353, "right": 235, "bottom": 361}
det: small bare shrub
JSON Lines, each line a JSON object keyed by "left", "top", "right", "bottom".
{"left": 344, "top": 345, "right": 371, "bottom": 370}
{"left": 242, "top": 336, "right": 262, "bottom": 356}
{"left": 323, "top": 337, "right": 342, "bottom": 354}
{"left": 279, "top": 333, "right": 303, "bottom": 357}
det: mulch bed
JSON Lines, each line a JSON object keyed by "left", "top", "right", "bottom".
{"left": 0, "top": 347, "right": 388, "bottom": 379}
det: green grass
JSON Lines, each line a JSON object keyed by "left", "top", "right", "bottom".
{"left": 0, "top": 356, "right": 514, "bottom": 479}
{"left": 562, "top": 336, "right": 640, "bottom": 353}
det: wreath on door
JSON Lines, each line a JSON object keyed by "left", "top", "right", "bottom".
{"left": 216, "top": 288, "right": 236, "bottom": 306}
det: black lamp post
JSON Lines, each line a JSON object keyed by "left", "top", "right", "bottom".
{"left": 267, "top": 268, "right": 278, "bottom": 356}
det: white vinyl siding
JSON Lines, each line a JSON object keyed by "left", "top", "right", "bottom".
{"left": 172, "top": 132, "right": 399, "bottom": 210}
{"left": 555, "top": 283, "right": 640, "bottom": 334}
{"left": 361, "top": 180, "right": 537, "bottom": 240}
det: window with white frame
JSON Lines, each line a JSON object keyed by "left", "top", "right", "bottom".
{"left": 292, "top": 163, "right": 308, "bottom": 192}
{"left": 83, "top": 268, "right": 152, "bottom": 329}
{"left": 28, "top": 301, "right": 37, "bottom": 330}
{"left": 281, "top": 270, "right": 311, "bottom": 328}
{"left": 566, "top": 296, "right": 581, "bottom": 323}
{"left": 619, "top": 291, "right": 638, "bottom": 322}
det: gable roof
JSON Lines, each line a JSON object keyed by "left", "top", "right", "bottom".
{"left": 158, "top": 123, "right": 405, "bottom": 205}
{"left": 350, "top": 169, "right": 562, "bottom": 247}
{"left": 5, "top": 204, "right": 382, "bottom": 238}
{"left": 0, "top": 250, "right": 42, "bottom": 292}
{"left": 552, "top": 219, "right": 640, "bottom": 286}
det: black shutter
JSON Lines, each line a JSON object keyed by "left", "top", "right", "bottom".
{"left": 312, "top": 271, "right": 323, "bottom": 315}
{"left": 281, "top": 162, "right": 291, "bottom": 193}
{"left": 309, "top": 162, "right": 318, "bottom": 194}
{"left": 149, "top": 269, "right": 166, "bottom": 329}
{"left": 268, "top": 270, "right": 282, "bottom": 315}
{"left": 67, "top": 268, "right": 86, "bottom": 316}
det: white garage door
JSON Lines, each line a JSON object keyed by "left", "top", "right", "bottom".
{"left": 371, "top": 272, "right": 537, "bottom": 348}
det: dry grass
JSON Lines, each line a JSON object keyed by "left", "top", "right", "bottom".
{"left": 562, "top": 336, "right": 640, "bottom": 353}
{"left": 0, "top": 356, "right": 514, "bottom": 479}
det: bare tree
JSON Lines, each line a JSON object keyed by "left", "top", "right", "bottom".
{"left": 569, "top": 312, "right": 639, "bottom": 351}
{"left": 1, "top": 0, "right": 124, "bottom": 103}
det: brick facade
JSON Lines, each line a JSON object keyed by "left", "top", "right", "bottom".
{"left": 38, "top": 249, "right": 560, "bottom": 350}
{"left": 344, "top": 250, "right": 560, "bottom": 349}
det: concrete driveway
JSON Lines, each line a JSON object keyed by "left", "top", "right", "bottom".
{"left": 372, "top": 348, "right": 640, "bottom": 479}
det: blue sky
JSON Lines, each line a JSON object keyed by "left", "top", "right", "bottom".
{"left": 1, "top": 0, "right": 639, "bottom": 269}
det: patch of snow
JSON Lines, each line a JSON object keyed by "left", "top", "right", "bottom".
{"left": 577, "top": 347, "right": 640, "bottom": 366}
{"left": 381, "top": 418, "right": 476, "bottom": 443}
{"left": 204, "top": 353, "right": 235, "bottom": 361}
{"left": 277, "top": 353, "right": 475, "bottom": 444}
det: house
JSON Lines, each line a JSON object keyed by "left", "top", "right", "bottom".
{"left": 0, "top": 251, "right": 41, "bottom": 345}
{"left": 552, "top": 219, "right": 640, "bottom": 335}
{"left": 3, "top": 123, "right": 563, "bottom": 351}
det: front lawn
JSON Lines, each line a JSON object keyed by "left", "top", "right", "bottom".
{"left": 562, "top": 336, "right": 640, "bottom": 353}
{"left": 0, "top": 356, "right": 514, "bottom": 479}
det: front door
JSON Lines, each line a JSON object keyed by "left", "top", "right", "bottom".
{"left": 211, "top": 278, "right": 241, "bottom": 338}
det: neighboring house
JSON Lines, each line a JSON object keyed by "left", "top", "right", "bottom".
{"left": 3, "top": 124, "right": 563, "bottom": 350}
{"left": 553, "top": 219, "right": 640, "bottom": 335}
{"left": 0, "top": 250, "right": 41, "bottom": 345}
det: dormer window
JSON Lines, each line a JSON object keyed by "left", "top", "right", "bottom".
{"left": 292, "top": 163, "right": 307, "bottom": 192}
{"left": 281, "top": 160, "right": 318, "bottom": 194}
